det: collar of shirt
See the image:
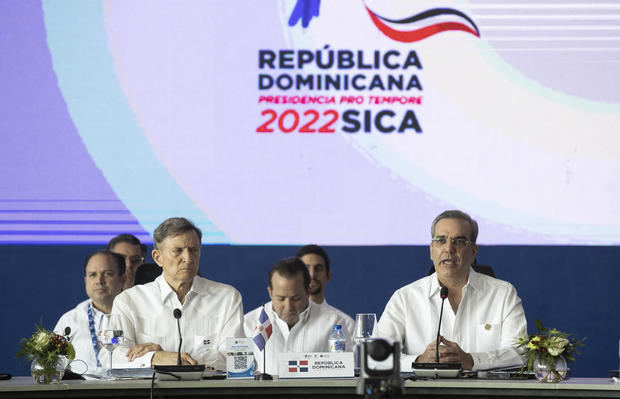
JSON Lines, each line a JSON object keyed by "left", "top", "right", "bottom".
{"left": 427, "top": 266, "right": 482, "bottom": 298}
{"left": 156, "top": 275, "right": 205, "bottom": 308}
{"left": 269, "top": 301, "right": 313, "bottom": 338}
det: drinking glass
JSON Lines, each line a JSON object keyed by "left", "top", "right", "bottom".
{"left": 97, "top": 314, "right": 124, "bottom": 379}
{"left": 353, "top": 313, "right": 377, "bottom": 372}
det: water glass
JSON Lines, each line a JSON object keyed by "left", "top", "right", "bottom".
{"left": 353, "top": 313, "right": 377, "bottom": 372}
{"left": 97, "top": 314, "right": 124, "bottom": 379}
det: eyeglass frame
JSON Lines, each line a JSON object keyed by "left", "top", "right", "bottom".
{"left": 430, "top": 237, "right": 475, "bottom": 249}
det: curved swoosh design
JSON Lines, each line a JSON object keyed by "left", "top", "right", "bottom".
{"left": 366, "top": 7, "right": 480, "bottom": 42}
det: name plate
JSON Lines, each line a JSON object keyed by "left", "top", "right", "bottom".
{"left": 278, "top": 352, "right": 354, "bottom": 378}
{"left": 226, "top": 338, "right": 254, "bottom": 379}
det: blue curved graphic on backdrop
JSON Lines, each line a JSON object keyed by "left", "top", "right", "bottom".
{"left": 41, "top": 0, "right": 228, "bottom": 242}
{"left": 288, "top": 0, "right": 321, "bottom": 28}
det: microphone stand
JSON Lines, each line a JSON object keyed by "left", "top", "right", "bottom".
{"left": 153, "top": 308, "right": 205, "bottom": 381}
{"left": 174, "top": 309, "right": 182, "bottom": 366}
{"left": 412, "top": 286, "right": 462, "bottom": 378}
{"left": 435, "top": 287, "right": 447, "bottom": 363}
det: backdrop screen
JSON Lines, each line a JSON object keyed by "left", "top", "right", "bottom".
{"left": 1, "top": 0, "right": 619, "bottom": 245}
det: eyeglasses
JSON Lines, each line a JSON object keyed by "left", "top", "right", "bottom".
{"left": 431, "top": 237, "right": 474, "bottom": 249}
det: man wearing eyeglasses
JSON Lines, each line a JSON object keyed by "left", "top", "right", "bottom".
{"left": 107, "top": 234, "right": 146, "bottom": 290}
{"left": 377, "top": 210, "right": 527, "bottom": 371}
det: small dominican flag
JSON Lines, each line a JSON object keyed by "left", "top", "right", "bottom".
{"left": 288, "top": 360, "right": 309, "bottom": 373}
{"left": 252, "top": 307, "right": 272, "bottom": 351}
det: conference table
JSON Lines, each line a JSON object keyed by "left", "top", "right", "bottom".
{"left": 1, "top": 376, "right": 620, "bottom": 399}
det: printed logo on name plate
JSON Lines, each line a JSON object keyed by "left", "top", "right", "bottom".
{"left": 288, "top": 360, "right": 309, "bottom": 373}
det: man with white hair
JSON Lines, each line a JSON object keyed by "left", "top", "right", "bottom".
{"left": 105, "top": 217, "right": 244, "bottom": 370}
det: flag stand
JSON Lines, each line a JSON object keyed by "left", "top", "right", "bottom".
{"left": 254, "top": 304, "right": 273, "bottom": 380}
{"left": 255, "top": 341, "right": 273, "bottom": 380}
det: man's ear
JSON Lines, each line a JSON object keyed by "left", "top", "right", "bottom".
{"left": 471, "top": 244, "right": 479, "bottom": 260}
{"left": 152, "top": 248, "right": 163, "bottom": 267}
{"left": 267, "top": 286, "right": 273, "bottom": 300}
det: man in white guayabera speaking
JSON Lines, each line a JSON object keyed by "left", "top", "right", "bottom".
{"left": 102, "top": 217, "right": 244, "bottom": 370}
{"left": 377, "top": 210, "right": 527, "bottom": 371}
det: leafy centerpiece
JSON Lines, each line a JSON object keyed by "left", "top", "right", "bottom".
{"left": 515, "top": 319, "right": 585, "bottom": 383}
{"left": 17, "top": 325, "right": 75, "bottom": 384}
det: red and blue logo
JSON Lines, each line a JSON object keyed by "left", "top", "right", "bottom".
{"left": 288, "top": 360, "right": 309, "bottom": 373}
{"left": 289, "top": 1, "right": 480, "bottom": 42}
{"left": 365, "top": 7, "right": 480, "bottom": 42}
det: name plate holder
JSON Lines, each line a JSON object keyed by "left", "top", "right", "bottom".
{"left": 278, "top": 352, "right": 354, "bottom": 378}
{"left": 226, "top": 338, "right": 255, "bottom": 379}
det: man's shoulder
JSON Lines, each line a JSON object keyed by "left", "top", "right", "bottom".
{"left": 243, "top": 303, "right": 270, "bottom": 335}
{"left": 55, "top": 299, "right": 90, "bottom": 331}
{"left": 59, "top": 298, "right": 90, "bottom": 318}
{"left": 195, "top": 277, "right": 240, "bottom": 293}
{"left": 116, "top": 279, "right": 159, "bottom": 302}
{"left": 312, "top": 301, "right": 344, "bottom": 322}
{"left": 394, "top": 275, "right": 433, "bottom": 295}
{"left": 244, "top": 303, "right": 270, "bottom": 320}
{"left": 322, "top": 302, "right": 354, "bottom": 324}
{"left": 472, "top": 270, "right": 518, "bottom": 293}
{"left": 194, "top": 277, "right": 242, "bottom": 299}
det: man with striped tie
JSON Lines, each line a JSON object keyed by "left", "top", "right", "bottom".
{"left": 244, "top": 257, "right": 352, "bottom": 376}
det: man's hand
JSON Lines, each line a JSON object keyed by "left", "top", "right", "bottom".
{"left": 151, "top": 351, "right": 198, "bottom": 366}
{"left": 415, "top": 336, "right": 474, "bottom": 370}
{"left": 126, "top": 343, "right": 163, "bottom": 361}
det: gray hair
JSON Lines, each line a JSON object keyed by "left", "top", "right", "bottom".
{"left": 431, "top": 210, "right": 479, "bottom": 243}
{"left": 153, "top": 217, "right": 202, "bottom": 249}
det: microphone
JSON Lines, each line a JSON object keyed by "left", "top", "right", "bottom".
{"left": 412, "top": 286, "right": 462, "bottom": 378}
{"left": 153, "top": 308, "right": 205, "bottom": 381}
{"left": 173, "top": 308, "right": 182, "bottom": 366}
{"left": 435, "top": 286, "right": 448, "bottom": 363}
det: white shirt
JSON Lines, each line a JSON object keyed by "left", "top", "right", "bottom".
{"left": 377, "top": 268, "right": 527, "bottom": 371}
{"left": 317, "top": 299, "right": 355, "bottom": 339}
{"left": 104, "top": 275, "right": 244, "bottom": 370}
{"left": 244, "top": 301, "right": 353, "bottom": 375}
{"left": 54, "top": 299, "right": 106, "bottom": 374}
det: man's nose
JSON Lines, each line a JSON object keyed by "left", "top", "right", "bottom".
{"left": 444, "top": 240, "right": 456, "bottom": 253}
{"left": 97, "top": 273, "right": 106, "bottom": 284}
{"left": 181, "top": 249, "right": 192, "bottom": 262}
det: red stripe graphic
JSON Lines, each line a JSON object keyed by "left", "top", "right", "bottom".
{"left": 366, "top": 7, "right": 479, "bottom": 42}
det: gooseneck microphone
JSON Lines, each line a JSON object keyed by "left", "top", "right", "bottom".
{"left": 435, "top": 286, "right": 449, "bottom": 363}
{"left": 153, "top": 308, "right": 205, "bottom": 381}
{"left": 412, "top": 285, "right": 462, "bottom": 378}
{"left": 173, "top": 308, "right": 182, "bottom": 366}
